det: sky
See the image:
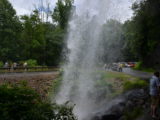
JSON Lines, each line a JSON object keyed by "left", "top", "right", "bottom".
{"left": 9, "top": 0, "right": 58, "bottom": 15}
{"left": 9, "top": 0, "right": 135, "bottom": 21}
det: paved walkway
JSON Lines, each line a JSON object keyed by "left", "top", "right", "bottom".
{"left": 0, "top": 71, "right": 57, "bottom": 77}
{"left": 123, "top": 68, "right": 152, "bottom": 79}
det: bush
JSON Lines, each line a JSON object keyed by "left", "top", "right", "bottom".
{"left": 0, "top": 61, "right": 3, "bottom": 67}
{"left": 124, "top": 107, "right": 143, "bottom": 120}
{"left": 134, "top": 61, "right": 154, "bottom": 72}
{"left": 0, "top": 84, "right": 77, "bottom": 120}
{"left": 26, "top": 59, "right": 38, "bottom": 67}
{"left": 53, "top": 102, "right": 77, "bottom": 120}
{"left": 134, "top": 61, "right": 142, "bottom": 70}
{"left": 123, "top": 79, "right": 148, "bottom": 91}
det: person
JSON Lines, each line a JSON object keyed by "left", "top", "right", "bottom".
{"left": 4, "top": 62, "right": 8, "bottom": 68}
{"left": 23, "top": 62, "right": 28, "bottom": 71}
{"left": 104, "top": 64, "right": 107, "bottom": 70}
{"left": 150, "top": 72, "right": 160, "bottom": 119}
{"left": 23, "top": 62, "right": 27, "bottom": 67}
{"left": 118, "top": 63, "right": 123, "bottom": 72}
{"left": 13, "top": 62, "right": 17, "bottom": 70}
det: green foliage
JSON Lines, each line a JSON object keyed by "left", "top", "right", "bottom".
{"left": 53, "top": 102, "right": 77, "bottom": 120}
{"left": 0, "top": 0, "right": 22, "bottom": 62}
{"left": 20, "top": 11, "right": 46, "bottom": 65}
{"left": 26, "top": 59, "right": 38, "bottom": 67}
{"left": 0, "top": 0, "right": 74, "bottom": 66}
{"left": 0, "top": 83, "right": 77, "bottom": 120}
{"left": 123, "top": 79, "right": 148, "bottom": 91}
{"left": 134, "top": 61, "right": 155, "bottom": 72}
{"left": 0, "top": 84, "right": 54, "bottom": 120}
{"left": 0, "top": 61, "right": 3, "bottom": 67}
{"left": 44, "top": 25, "right": 65, "bottom": 66}
{"left": 123, "top": 0, "right": 160, "bottom": 68}
{"left": 52, "top": 0, "right": 74, "bottom": 29}
{"left": 134, "top": 61, "right": 143, "bottom": 70}
{"left": 124, "top": 107, "right": 143, "bottom": 120}
{"left": 49, "top": 76, "right": 63, "bottom": 99}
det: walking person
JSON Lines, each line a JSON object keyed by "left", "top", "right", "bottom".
{"left": 150, "top": 72, "right": 160, "bottom": 119}
{"left": 118, "top": 63, "right": 123, "bottom": 72}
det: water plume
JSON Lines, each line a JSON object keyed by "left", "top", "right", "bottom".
{"left": 55, "top": 0, "right": 135, "bottom": 119}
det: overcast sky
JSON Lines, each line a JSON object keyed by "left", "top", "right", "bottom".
{"left": 9, "top": 0, "right": 58, "bottom": 15}
{"left": 9, "top": 0, "right": 135, "bottom": 21}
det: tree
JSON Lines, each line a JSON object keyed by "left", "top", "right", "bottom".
{"left": 20, "top": 10, "right": 65, "bottom": 66}
{"left": 122, "top": 20, "right": 139, "bottom": 61}
{"left": 124, "top": 0, "right": 160, "bottom": 68}
{"left": 101, "top": 19, "right": 125, "bottom": 63}
{"left": 43, "top": 23, "right": 65, "bottom": 66}
{"left": 21, "top": 10, "right": 45, "bottom": 65}
{"left": 0, "top": 0, "right": 22, "bottom": 62}
{"left": 52, "top": 0, "right": 74, "bottom": 29}
{"left": 0, "top": 0, "right": 73, "bottom": 66}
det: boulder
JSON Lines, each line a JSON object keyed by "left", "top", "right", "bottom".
{"left": 91, "top": 88, "right": 149, "bottom": 120}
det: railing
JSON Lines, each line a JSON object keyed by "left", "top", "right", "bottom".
{"left": 0, "top": 66, "right": 59, "bottom": 73}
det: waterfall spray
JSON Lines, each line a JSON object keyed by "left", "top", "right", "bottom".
{"left": 55, "top": 0, "right": 135, "bottom": 119}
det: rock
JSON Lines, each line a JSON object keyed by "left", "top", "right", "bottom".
{"left": 125, "top": 89, "right": 148, "bottom": 101}
{"left": 125, "top": 100, "right": 134, "bottom": 110}
{"left": 101, "top": 114, "right": 121, "bottom": 120}
{"left": 118, "top": 116, "right": 126, "bottom": 120}
{"left": 91, "top": 88, "right": 149, "bottom": 120}
{"left": 91, "top": 98, "right": 125, "bottom": 120}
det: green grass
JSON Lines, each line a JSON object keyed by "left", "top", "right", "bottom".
{"left": 95, "top": 71, "right": 138, "bottom": 99}
{"left": 97, "top": 70, "right": 148, "bottom": 98}
{"left": 48, "top": 70, "right": 148, "bottom": 101}
{"left": 103, "top": 71, "right": 134, "bottom": 80}
{"left": 48, "top": 76, "right": 63, "bottom": 100}
{"left": 123, "top": 79, "right": 148, "bottom": 91}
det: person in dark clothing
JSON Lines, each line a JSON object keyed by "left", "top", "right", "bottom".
{"left": 150, "top": 72, "right": 160, "bottom": 119}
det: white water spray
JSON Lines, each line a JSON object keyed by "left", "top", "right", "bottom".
{"left": 55, "top": 0, "right": 135, "bottom": 120}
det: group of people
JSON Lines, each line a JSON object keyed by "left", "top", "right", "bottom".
{"left": 150, "top": 72, "right": 160, "bottom": 119}
{"left": 3, "top": 62, "right": 28, "bottom": 70}
{"left": 104, "top": 63, "right": 123, "bottom": 72}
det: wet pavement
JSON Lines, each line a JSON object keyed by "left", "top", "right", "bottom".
{"left": 123, "top": 68, "right": 152, "bottom": 79}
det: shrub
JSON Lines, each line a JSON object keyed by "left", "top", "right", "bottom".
{"left": 53, "top": 102, "right": 77, "bottom": 120}
{"left": 123, "top": 79, "right": 148, "bottom": 91}
{"left": 134, "top": 61, "right": 154, "bottom": 72}
{"left": 0, "top": 61, "right": 3, "bottom": 67}
{"left": 134, "top": 61, "right": 142, "bottom": 70}
{"left": 26, "top": 59, "right": 38, "bottom": 67}
{"left": 124, "top": 107, "right": 143, "bottom": 120}
{"left": 0, "top": 84, "right": 77, "bottom": 120}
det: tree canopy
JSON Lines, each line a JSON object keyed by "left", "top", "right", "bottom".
{"left": 0, "top": 0, "right": 160, "bottom": 69}
{"left": 0, "top": 0, "right": 74, "bottom": 66}
{"left": 0, "top": 0, "right": 22, "bottom": 62}
{"left": 123, "top": 0, "right": 160, "bottom": 69}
